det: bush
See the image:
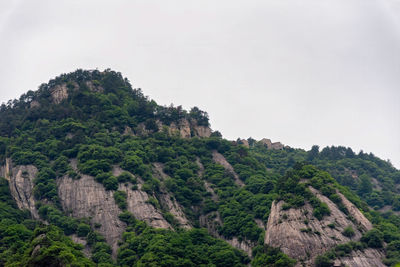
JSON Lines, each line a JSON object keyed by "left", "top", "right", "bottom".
{"left": 117, "top": 172, "right": 135, "bottom": 183}
{"left": 103, "top": 176, "right": 118, "bottom": 191}
{"left": 77, "top": 223, "right": 91, "bottom": 237}
{"left": 342, "top": 226, "right": 355, "bottom": 238}
{"left": 315, "top": 255, "right": 333, "bottom": 267}
{"left": 114, "top": 190, "right": 127, "bottom": 210}
{"left": 361, "top": 229, "right": 384, "bottom": 248}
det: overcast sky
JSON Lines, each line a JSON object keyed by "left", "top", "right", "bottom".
{"left": 0, "top": 0, "right": 399, "bottom": 168}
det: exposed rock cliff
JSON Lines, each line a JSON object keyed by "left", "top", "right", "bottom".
{"left": 1, "top": 158, "right": 39, "bottom": 219}
{"left": 113, "top": 166, "right": 171, "bottom": 229}
{"left": 259, "top": 138, "right": 284, "bottom": 150}
{"left": 57, "top": 162, "right": 172, "bottom": 255}
{"left": 333, "top": 248, "right": 385, "bottom": 267}
{"left": 50, "top": 84, "right": 69, "bottom": 104}
{"left": 57, "top": 174, "right": 125, "bottom": 255}
{"left": 264, "top": 187, "right": 380, "bottom": 266}
{"left": 168, "top": 119, "right": 212, "bottom": 138}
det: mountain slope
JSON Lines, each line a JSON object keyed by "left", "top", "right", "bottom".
{"left": 0, "top": 69, "right": 399, "bottom": 266}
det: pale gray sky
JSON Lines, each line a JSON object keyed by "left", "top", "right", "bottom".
{"left": 0, "top": 0, "right": 399, "bottom": 167}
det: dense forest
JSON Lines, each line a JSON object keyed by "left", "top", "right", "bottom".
{"left": 0, "top": 69, "right": 399, "bottom": 266}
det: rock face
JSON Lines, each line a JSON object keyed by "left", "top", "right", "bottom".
{"left": 334, "top": 248, "right": 385, "bottom": 267}
{"left": 259, "top": 138, "right": 284, "bottom": 150}
{"left": 168, "top": 119, "right": 212, "bottom": 138}
{"left": 57, "top": 174, "right": 125, "bottom": 255}
{"left": 169, "top": 119, "right": 191, "bottom": 138}
{"left": 265, "top": 187, "right": 379, "bottom": 266}
{"left": 119, "top": 183, "right": 171, "bottom": 229}
{"left": 238, "top": 139, "right": 250, "bottom": 148}
{"left": 193, "top": 124, "right": 212, "bottom": 138}
{"left": 1, "top": 158, "right": 39, "bottom": 219}
{"left": 212, "top": 151, "right": 244, "bottom": 187}
{"left": 57, "top": 164, "right": 173, "bottom": 255}
{"left": 113, "top": 166, "right": 171, "bottom": 229}
{"left": 50, "top": 84, "right": 69, "bottom": 104}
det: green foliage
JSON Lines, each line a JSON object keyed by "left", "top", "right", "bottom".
{"left": 251, "top": 245, "right": 296, "bottom": 266}
{"left": 342, "top": 226, "right": 355, "bottom": 238}
{"left": 1, "top": 69, "right": 400, "bottom": 266}
{"left": 117, "top": 171, "right": 136, "bottom": 184}
{"left": 77, "top": 223, "right": 91, "bottom": 237}
{"left": 117, "top": 216, "right": 249, "bottom": 266}
{"left": 315, "top": 254, "right": 333, "bottom": 267}
{"left": 361, "top": 229, "right": 384, "bottom": 248}
{"left": 114, "top": 190, "right": 128, "bottom": 210}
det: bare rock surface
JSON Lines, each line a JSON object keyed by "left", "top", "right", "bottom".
{"left": 212, "top": 151, "right": 244, "bottom": 187}
{"left": 333, "top": 248, "right": 385, "bottom": 267}
{"left": 113, "top": 165, "right": 171, "bottom": 229}
{"left": 118, "top": 183, "right": 171, "bottom": 229}
{"left": 57, "top": 174, "right": 125, "bottom": 255}
{"left": 337, "top": 191, "right": 372, "bottom": 231}
{"left": 169, "top": 119, "right": 191, "bottom": 138}
{"left": 259, "top": 138, "right": 284, "bottom": 150}
{"left": 265, "top": 187, "right": 376, "bottom": 266}
{"left": 1, "top": 158, "right": 39, "bottom": 219}
{"left": 50, "top": 84, "right": 69, "bottom": 104}
{"left": 238, "top": 139, "right": 250, "bottom": 148}
{"left": 193, "top": 125, "right": 212, "bottom": 137}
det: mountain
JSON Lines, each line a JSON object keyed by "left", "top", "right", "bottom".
{"left": 0, "top": 69, "right": 399, "bottom": 267}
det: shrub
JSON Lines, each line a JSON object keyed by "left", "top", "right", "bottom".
{"left": 342, "top": 226, "right": 355, "bottom": 238}
{"left": 114, "top": 190, "right": 127, "bottom": 210}
{"left": 77, "top": 223, "right": 91, "bottom": 237}
{"left": 361, "top": 229, "right": 384, "bottom": 248}
{"left": 103, "top": 176, "right": 118, "bottom": 191}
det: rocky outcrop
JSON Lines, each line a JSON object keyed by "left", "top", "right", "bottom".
{"left": 57, "top": 174, "right": 125, "bottom": 255}
{"left": 1, "top": 158, "right": 39, "bottom": 219}
{"left": 50, "top": 84, "right": 69, "bottom": 104}
{"left": 169, "top": 119, "right": 191, "bottom": 138}
{"left": 212, "top": 151, "right": 244, "bottom": 187}
{"left": 113, "top": 166, "right": 171, "bottom": 229}
{"left": 334, "top": 248, "right": 385, "bottom": 267}
{"left": 85, "top": 81, "right": 104, "bottom": 93}
{"left": 30, "top": 100, "right": 40, "bottom": 108}
{"left": 119, "top": 183, "right": 171, "bottom": 229}
{"left": 238, "top": 139, "right": 250, "bottom": 148}
{"left": 259, "top": 138, "right": 284, "bottom": 150}
{"left": 168, "top": 119, "right": 212, "bottom": 138}
{"left": 193, "top": 124, "right": 212, "bottom": 138}
{"left": 265, "top": 187, "right": 378, "bottom": 266}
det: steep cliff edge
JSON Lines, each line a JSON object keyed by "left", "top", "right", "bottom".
{"left": 265, "top": 187, "right": 382, "bottom": 266}
{"left": 0, "top": 158, "right": 39, "bottom": 219}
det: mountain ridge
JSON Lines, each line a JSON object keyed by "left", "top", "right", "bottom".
{"left": 0, "top": 69, "right": 399, "bottom": 266}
